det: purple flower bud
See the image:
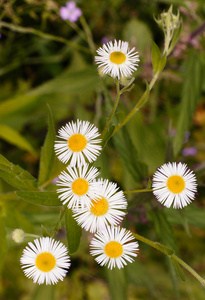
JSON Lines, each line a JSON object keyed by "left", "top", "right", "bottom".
{"left": 183, "top": 131, "right": 190, "bottom": 143}
{"left": 182, "top": 147, "right": 197, "bottom": 157}
{"left": 60, "top": 1, "right": 82, "bottom": 22}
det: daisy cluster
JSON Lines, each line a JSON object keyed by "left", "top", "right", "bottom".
{"left": 54, "top": 119, "right": 139, "bottom": 270}
{"left": 19, "top": 40, "right": 197, "bottom": 286}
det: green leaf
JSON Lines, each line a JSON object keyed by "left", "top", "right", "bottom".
{"left": 32, "top": 284, "right": 55, "bottom": 300}
{"left": 113, "top": 125, "right": 148, "bottom": 183}
{"left": 0, "top": 67, "right": 102, "bottom": 121}
{"left": 135, "top": 82, "right": 150, "bottom": 111}
{"left": 151, "top": 40, "right": 161, "bottom": 75}
{"left": 172, "top": 258, "right": 186, "bottom": 282}
{"left": 0, "top": 124, "right": 37, "bottom": 157}
{"left": 168, "top": 23, "right": 182, "bottom": 55}
{"left": 173, "top": 51, "right": 203, "bottom": 156}
{"left": 38, "top": 105, "right": 56, "bottom": 186}
{"left": 158, "top": 54, "right": 167, "bottom": 73}
{"left": 149, "top": 209, "right": 178, "bottom": 252}
{"left": 102, "top": 125, "right": 116, "bottom": 148}
{"left": 155, "top": 242, "right": 174, "bottom": 256}
{"left": 65, "top": 208, "right": 82, "bottom": 254}
{"left": 16, "top": 191, "right": 61, "bottom": 206}
{"left": 0, "top": 164, "right": 36, "bottom": 190}
{"left": 165, "top": 204, "right": 205, "bottom": 229}
{"left": 106, "top": 268, "right": 127, "bottom": 300}
{"left": 41, "top": 225, "right": 51, "bottom": 237}
{"left": 0, "top": 154, "right": 37, "bottom": 190}
{"left": 0, "top": 217, "right": 7, "bottom": 270}
{"left": 0, "top": 94, "right": 41, "bottom": 119}
{"left": 0, "top": 154, "right": 12, "bottom": 167}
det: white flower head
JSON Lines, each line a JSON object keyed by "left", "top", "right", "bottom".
{"left": 54, "top": 120, "right": 102, "bottom": 167}
{"left": 20, "top": 237, "right": 70, "bottom": 285}
{"left": 95, "top": 40, "right": 139, "bottom": 79}
{"left": 57, "top": 164, "right": 100, "bottom": 209}
{"left": 90, "top": 226, "right": 139, "bottom": 270}
{"left": 152, "top": 162, "right": 197, "bottom": 209}
{"left": 12, "top": 229, "right": 25, "bottom": 244}
{"left": 73, "top": 179, "right": 128, "bottom": 233}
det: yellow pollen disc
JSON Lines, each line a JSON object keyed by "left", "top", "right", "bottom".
{"left": 104, "top": 241, "right": 123, "bottom": 258}
{"left": 68, "top": 134, "right": 87, "bottom": 152}
{"left": 35, "top": 252, "right": 56, "bottom": 272}
{"left": 72, "top": 178, "right": 89, "bottom": 195}
{"left": 90, "top": 197, "right": 109, "bottom": 216}
{"left": 110, "top": 51, "right": 126, "bottom": 64}
{"left": 167, "top": 175, "right": 185, "bottom": 194}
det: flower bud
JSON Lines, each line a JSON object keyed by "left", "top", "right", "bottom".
{"left": 12, "top": 229, "right": 25, "bottom": 244}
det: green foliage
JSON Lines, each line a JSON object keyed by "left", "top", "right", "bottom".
{"left": 65, "top": 209, "right": 82, "bottom": 254}
{"left": 16, "top": 191, "right": 61, "bottom": 206}
{"left": 38, "top": 105, "right": 56, "bottom": 186}
{"left": 0, "top": 154, "right": 37, "bottom": 190}
{"left": 107, "top": 268, "right": 127, "bottom": 300}
{"left": 0, "top": 124, "right": 37, "bottom": 157}
{"left": 173, "top": 51, "right": 204, "bottom": 156}
{"left": 32, "top": 285, "right": 55, "bottom": 300}
{"left": 0, "top": 0, "right": 205, "bottom": 299}
{"left": 0, "top": 217, "right": 7, "bottom": 270}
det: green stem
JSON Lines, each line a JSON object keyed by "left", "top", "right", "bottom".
{"left": 51, "top": 207, "right": 67, "bottom": 238}
{"left": 133, "top": 232, "right": 205, "bottom": 286}
{"left": 66, "top": 20, "right": 87, "bottom": 42}
{"left": 112, "top": 86, "right": 149, "bottom": 136}
{"left": 124, "top": 188, "right": 153, "bottom": 194}
{"left": 0, "top": 21, "right": 90, "bottom": 53}
{"left": 110, "top": 69, "right": 160, "bottom": 138}
{"left": 172, "top": 255, "right": 205, "bottom": 286}
{"left": 79, "top": 15, "right": 96, "bottom": 54}
{"left": 24, "top": 233, "right": 41, "bottom": 239}
{"left": 101, "top": 80, "right": 120, "bottom": 140}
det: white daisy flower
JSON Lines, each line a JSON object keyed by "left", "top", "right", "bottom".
{"left": 57, "top": 164, "right": 100, "bottom": 209}
{"left": 20, "top": 237, "right": 70, "bottom": 285}
{"left": 152, "top": 162, "right": 197, "bottom": 209}
{"left": 54, "top": 120, "right": 102, "bottom": 167}
{"left": 73, "top": 179, "right": 128, "bottom": 233}
{"left": 90, "top": 226, "right": 139, "bottom": 270}
{"left": 95, "top": 40, "right": 139, "bottom": 79}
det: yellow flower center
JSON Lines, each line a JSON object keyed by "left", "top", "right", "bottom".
{"left": 35, "top": 252, "right": 56, "bottom": 272}
{"left": 68, "top": 134, "right": 87, "bottom": 152}
{"left": 167, "top": 175, "right": 185, "bottom": 194}
{"left": 90, "top": 197, "right": 109, "bottom": 216}
{"left": 110, "top": 51, "right": 126, "bottom": 64}
{"left": 72, "top": 178, "right": 89, "bottom": 195}
{"left": 104, "top": 241, "right": 123, "bottom": 258}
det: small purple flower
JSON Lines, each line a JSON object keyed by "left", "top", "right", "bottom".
{"left": 60, "top": 1, "right": 82, "bottom": 22}
{"left": 182, "top": 147, "right": 197, "bottom": 157}
{"left": 101, "top": 37, "right": 109, "bottom": 45}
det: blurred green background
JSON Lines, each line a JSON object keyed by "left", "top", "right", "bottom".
{"left": 0, "top": 0, "right": 205, "bottom": 299}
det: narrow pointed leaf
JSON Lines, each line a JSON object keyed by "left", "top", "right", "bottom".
{"left": 65, "top": 209, "right": 82, "bottom": 253}
{"left": 168, "top": 23, "right": 182, "bottom": 55}
{"left": 0, "top": 155, "right": 37, "bottom": 190}
{"left": 0, "top": 124, "right": 37, "bottom": 157}
{"left": 16, "top": 191, "right": 61, "bottom": 206}
{"left": 172, "top": 257, "right": 186, "bottom": 282}
{"left": 38, "top": 105, "right": 56, "bottom": 186}
{"left": 0, "top": 218, "right": 7, "bottom": 270}
{"left": 151, "top": 40, "right": 161, "bottom": 74}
